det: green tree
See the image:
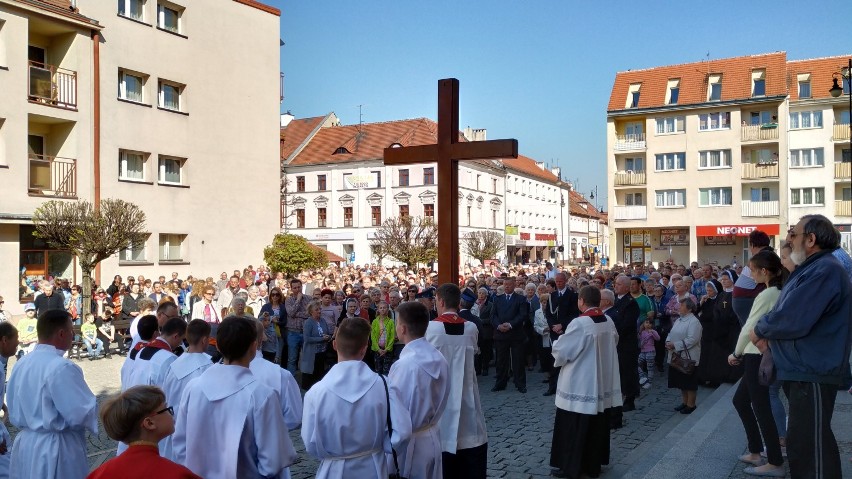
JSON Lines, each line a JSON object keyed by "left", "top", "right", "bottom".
{"left": 370, "top": 216, "right": 438, "bottom": 268}
{"left": 462, "top": 230, "right": 505, "bottom": 266}
{"left": 263, "top": 233, "right": 327, "bottom": 278}
{"left": 32, "top": 199, "right": 147, "bottom": 317}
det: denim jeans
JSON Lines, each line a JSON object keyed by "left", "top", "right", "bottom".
{"left": 83, "top": 337, "right": 103, "bottom": 357}
{"left": 287, "top": 331, "right": 303, "bottom": 375}
{"left": 768, "top": 378, "right": 787, "bottom": 438}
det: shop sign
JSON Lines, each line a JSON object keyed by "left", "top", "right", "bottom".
{"left": 696, "top": 224, "right": 780, "bottom": 237}
{"left": 704, "top": 235, "right": 736, "bottom": 245}
{"left": 660, "top": 228, "right": 689, "bottom": 246}
{"left": 837, "top": 225, "right": 851, "bottom": 233}
{"left": 505, "top": 226, "right": 519, "bottom": 235}
{"left": 535, "top": 233, "right": 557, "bottom": 241}
{"left": 520, "top": 232, "right": 531, "bottom": 240}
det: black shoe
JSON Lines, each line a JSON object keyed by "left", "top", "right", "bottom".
{"left": 518, "top": 387, "right": 527, "bottom": 394}
{"left": 623, "top": 398, "right": 636, "bottom": 412}
{"left": 551, "top": 469, "right": 570, "bottom": 478}
{"left": 543, "top": 389, "right": 556, "bottom": 396}
{"left": 542, "top": 378, "right": 551, "bottom": 383}
{"left": 491, "top": 385, "right": 506, "bottom": 392}
{"left": 680, "top": 405, "right": 697, "bottom": 414}
{"left": 674, "top": 403, "right": 687, "bottom": 412}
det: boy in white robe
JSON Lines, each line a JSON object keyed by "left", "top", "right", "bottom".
{"left": 161, "top": 319, "right": 213, "bottom": 461}
{"left": 302, "top": 317, "right": 412, "bottom": 479}
{"left": 120, "top": 315, "right": 158, "bottom": 391}
{"left": 0, "top": 323, "right": 20, "bottom": 479}
{"left": 425, "top": 283, "right": 488, "bottom": 479}
{"left": 389, "top": 301, "right": 450, "bottom": 479}
{"left": 173, "top": 316, "right": 296, "bottom": 479}
{"left": 249, "top": 320, "right": 303, "bottom": 430}
{"left": 7, "top": 310, "right": 98, "bottom": 479}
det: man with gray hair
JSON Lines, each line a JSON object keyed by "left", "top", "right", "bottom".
{"left": 609, "top": 275, "right": 640, "bottom": 426}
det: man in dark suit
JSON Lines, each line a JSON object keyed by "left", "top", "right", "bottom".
{"left": 543, "top": 272, "right": 580, "bottom": 396}
{"left": 609, "top": 274, "right": 641, "bottom": 420}
{"left": 490, "top": 276, "right": 530, "bottom": 393}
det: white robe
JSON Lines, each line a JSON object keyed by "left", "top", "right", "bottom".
{"left": 6, "top": 344, "right": 97, "bottom": 479}
{"left": 301, "top": 360, "right": 412, "bottom": 479}
{"left": 0, "top": 354, "right": 12, "bottom": 479}
{"left": 552, "top": 313, "right": 623, "bottom": 415}
{"left": 388, "top": 338, "right": 450, "bottom": 479}
{"left": 249, "top": 352, "right": 303, "bottom": 430}
{"left": 160, "top": 352, "right": 213, "bottom": 461}
{"left": 173, "top": 364, "right": 296, "bottom": 479}
{"left": 425, "top": 320, "right": 487, "bottom": 453}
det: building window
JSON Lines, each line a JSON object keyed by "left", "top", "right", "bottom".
{"left": 789, "top": 111, "right": 822, "bottom": 129}
{"left": 317, "top": 174, "right": 326, "bottom": 191}
{"left": 158, "top": 156, "right": 183, "bottom": 184}
{"left": 698, "top": 150, "right": 732, "bottom": 169}
{"left": 752, "top": 70, "right": 766, "bottom": 97}
{"left": 119, "top": 150, "right": 146, "bottom": 181}
{"left": 158, "top": 233, "right": 184, "bottom": 261}
{"left": 157, "top": 2, "right": 181, "bottom": 33}
{"left": 492, "top": 178, "right": 498, "bottom": 193}
{"left": 423, "top": 167, "right": 434, "bottom": 185}
{"left": 342, "top": 173, "right": 352, "bottom": 189}
{"left": 799, "top": 80, "right": 811, "bottom": 99}
{"left": 699, "top": 112, "right": 731, "bottom": 131}
{"left": 158, "top": 80, "right": 182, "bottom": 111}
{"left": 296, "top": 176, "right": 305, "bottom": 192}
{"left": 317, "top": 208, "right": 326, "bottom": 227}
{"left": 790, "top": 148, "right": 824, "bottom": 168}
{"left": 654, "top": 152, "right": 686, "bottom": 172}
{"left": 655, "top": 189, "right": 686, "bottom": 208}
{"left": 424, "top": 204, "right": 434, "bottom": 219}
{"left": 492, "top": 209, "right": 497, "bottom": 228}
{"left": 295, "top": 210, "right": 305, "bottom": 228}
{"left": 699, "top": 187, "right": 732, "bottom": 207}
{"left": 666, "top": 79, "right": 680, "bottom": 105}
{"left": 624, "top": 157, "right": 644, "bottom": 172}
{"left": 750, "top": 187, "right": 771, "bottom": 202}
{"left": 343, "top": 207, "right": 353, "bottom": 227}
{"left": 399, "top": 204, "right": 409, "bottom": 218}
{"left": 372, "top": 170, "right": 381, "bottom": 188}
{"left": 118, "top": 0, "right": 144, "bottom": 21}
{"left": 118, "top": 70, "right": 144, "bottom": 103}
{"left": 371, "top": 206, "right": 382, "bottom": 226}
{"left": 624, "top": 192, "right": 644, "bottom": 206}
{"left": 476, "top": 174, "right": 481, "bottom": 191}
{"left": 790, "top": 187, "right": 825, "bottom": 206}
{"left": 708, "top": 75, "right": 722, "bottom": 101}
{"left": 746, "top": 149, "right": 777, "bottom": 165}
{"left": 467, "top": 206, "right": 472, "bottom": 226}
{"left": 842, "top": 149, "right": 851, "bottom": 163}
{"left": 398, "top": 169, "right": 409, "bottom": 187}
{"left": 655, "top": 116, "right": 685, "bottom": 134}
{"left": 120, "top": 237, "right": 147, "bottom": 262}
{"left": 749, "top": 111, "right": 774, "bottom": 126}
{"left": 626, "top": 83, "right": 641, "bottom": 108}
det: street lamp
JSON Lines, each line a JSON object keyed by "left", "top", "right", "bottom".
{"left": 557, "top": 180, "right": 567, "bottom": 266}
{"left": 830, "top": 58, "right": 851, "bottom": 223}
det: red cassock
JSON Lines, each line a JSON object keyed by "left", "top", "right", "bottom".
{"left": 86, "top": 444, "right": 201, "bottom": 479}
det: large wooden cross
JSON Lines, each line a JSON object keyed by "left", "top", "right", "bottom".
{"left": 384, "top": 78, "right": 518, "bottom": 286}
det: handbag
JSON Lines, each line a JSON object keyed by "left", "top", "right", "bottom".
{"left": 670, "top": 340, "right": 697, "bottom": 375}
{"left": 758, "top": 347, "right": 776, "bottom": 387}
{"left": 379, "top": 374, "right": 408, "bottom": 479}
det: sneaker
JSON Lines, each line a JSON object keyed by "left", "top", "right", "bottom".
{"left": 643, "top": 382, "right": 652, "bottom": 389}
{"left": 639, "top": 377, "right": 649, "bottom": 386}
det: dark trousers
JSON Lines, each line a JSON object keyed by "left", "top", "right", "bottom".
{"left": 732, "top": 354, "right": 783, "bottom": 466}
{"left": 654, "top": 326, "right": 670, "bottom": 372}
{"left": 478, "top": 336, "right": 493, "bottom": 374}
{"left": 442, "top": 442, "right": 487, "bottom": 479}
{"left": 494, "top": 339, "right": 526, "bottom": 389}
{"left": 784, "top": 381, "right": 841, "bottom": 479}
{"left": 549, "top": 366, "right": 561, "bottom": 392}
{"left": 538, "top": 345, "right": 553, "bottom": 374}
{"left": 261, "top": 351, "right": 276, "bottom": 362}
{"left": 301, "top": 352, "right": 326, "bottom": 391}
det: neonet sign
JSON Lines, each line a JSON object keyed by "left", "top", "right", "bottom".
{"left": 695, "top": 224, "right": 780, "bottom": 237}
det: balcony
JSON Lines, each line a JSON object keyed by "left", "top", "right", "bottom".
{"left": 741, "top": 200, "right": 779, "bottom": 217}
{"left": 836, "top": 162, "right": 851, "bottom": 180}
{"left": 614, "top": 170, "right": 646, "bottom": 186}
{"left": 741, "top": 124, "right": 779, "bottom": 142}
{"left": 28, "top": 155, "right": 77, "bottom": 198}
{"left": 833, "top": 123, "right": 851, "bottom": 142}
{"left": 742, "top": 162, "right": 779, "bottom": 180}
{"left": 28, "top": 61, "right": 77, "bottom": 109}
{"left": 837, "top": 200, "right": 852, "bottom": 217}
{"left": 614, "top": 134, "right": 646, "bottom": 151}
{"left": 612, "top": 205, "right": 647, "bottom": 221}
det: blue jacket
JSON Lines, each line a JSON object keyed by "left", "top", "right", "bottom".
{"left": 754, "top": 249, "right": 852, "bottom": 385}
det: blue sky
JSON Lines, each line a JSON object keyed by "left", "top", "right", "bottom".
{"left": 269, "top": 0, "right": 850, "bottom": 208}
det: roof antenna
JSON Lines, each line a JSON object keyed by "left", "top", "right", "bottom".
{"left": 358, "top": 104, "right": 364, "bottom": 134}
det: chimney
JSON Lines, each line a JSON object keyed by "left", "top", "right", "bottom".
{"left": 535, "top": 161, "right": 545, "bottom": 170}
{"left": 463, "top": 127, "right": 487, "bottom": 142}
{"left": 551, "top": 166, "right": 561, "bottom": 178}
{"left": 280, "top": 111, "right": 294, "bottom": 127}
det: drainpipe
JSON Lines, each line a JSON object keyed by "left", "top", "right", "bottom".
{"left": 92, "top": 29, "right": 101, "bottom": 284}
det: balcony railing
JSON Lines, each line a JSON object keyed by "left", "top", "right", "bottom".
{"left": 833, "top": 123, "right": 851, "bottom": 141}
{"left": 612, "top": 205, "right": 647, "bottom": 221}
{"left": 28, "top": 61, "right": 77, "bottom": 109}
{"left": 614, "top": 170, "right": 646, "bottom": 186}
{"left": 741, "top": 124, "right": 779, "bottom": 142}
{"left": 742, "top": 162, "right": 779, "bottom": 180}
{"left": 28, "top": 155, "right": 77, "bottom": 198}
{"left": 614, "top": 134, "right": 646, "bottom": 151}
{"left": 835, "top": 162, "right": 851, "bottom": 180}
{"left": 837, "top": 200, "right": 852, "bottom": 217}
{"left": 741, "top": 200, "right": 779, "bottom": 217}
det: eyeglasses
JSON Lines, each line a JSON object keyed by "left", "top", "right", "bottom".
{"left": 150, "top": 406, "right": 174, "bottom": 417}
{"left": 204, "top": 292, "right": 214, "bottom": 296}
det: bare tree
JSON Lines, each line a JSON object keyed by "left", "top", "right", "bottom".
{"left": 32, "top": 199, "right": 147, "bottom": 317}
{"left": 370, "top": 216, "right": 438, "bottom": 268}
{"left": 462, "top": 230, "right": 505, "bottom": 266}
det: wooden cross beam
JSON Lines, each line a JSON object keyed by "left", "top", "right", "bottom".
{"left": 384, "top": 78, "right": 518, "bottom": 286}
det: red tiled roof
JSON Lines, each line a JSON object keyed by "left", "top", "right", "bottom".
{"left": 280, "top": 116, "right": 327, "bottom": 161}
{"left": 788, "top": 55, "right": 852, "bottom": 101}
{"left": 310, "top": 243, "right": 345, "bottom": 263}
{"left": 12, "top": 0, "right": 100, "bottom": 26}
{"left": 233, "top": 0, "right": 281, "bottom": 16}
{"left": 502, "top": 155, "right": 559, "bottom": 183}
{"left": 608, "top": 52, "right": 787, "bottom": 111}
{"left": 568, "top": 190, "right": 605, "bottom": 219}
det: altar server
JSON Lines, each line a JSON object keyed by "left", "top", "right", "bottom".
{"left": 249, "top": 319, "right": 303, "bottom": 430}
{"left": 120, "top": 315, "right": 158, "bottom": 390}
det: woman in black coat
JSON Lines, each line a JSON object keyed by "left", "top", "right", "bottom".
{"left": 696, "top": 280, "right": 721, "bottom": 386}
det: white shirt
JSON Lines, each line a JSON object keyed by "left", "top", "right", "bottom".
{"left": 161, "top": 351, "right": 213, "bottom": 461}
{"left": 249, "top": 352, "right": 303, "bottom": 430}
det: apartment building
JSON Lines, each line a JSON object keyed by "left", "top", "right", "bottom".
{"left": 607, "top": 52, "right": 852, "bottom": 266}
{"left": 280, "top": 113, "right": 588, "bottom": 266}
{"left": 0, "top": 0, "right": 281, "bottom": 313}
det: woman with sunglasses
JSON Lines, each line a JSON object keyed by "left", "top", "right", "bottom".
{"left": 87, "top": 385, "right": 200, "bottom": 479}
{"left": 257, "top": 287, "right": 285, "bottom": 363}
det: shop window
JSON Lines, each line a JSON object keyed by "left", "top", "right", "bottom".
{"left": 18, "top": 225, "right": 75, "bottom": 300}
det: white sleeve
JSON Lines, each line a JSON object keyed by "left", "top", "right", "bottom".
{"left": 280, "top": 370, "right": 303, "bottom": 430}
{"left": 254, "top": 389, "right": 297, "bottom": 477}
{"left": 300, "top": 390, "right": 320, "bottom": 458}
{"left": 551, "top": 320, "right": 588, "bottom": 367}
{"left": 386, "top": 384, "right": 412, "bottom": 455}
{"left": 47, "top": 363, "right": 97, "bottom": 434}
{"left": 171, "top": 382, "right": 192, "bottom": 463}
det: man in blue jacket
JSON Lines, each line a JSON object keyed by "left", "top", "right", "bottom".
{"left": 491, "top": 276, "right": 530, "bottom": 393}
{"left": 752, "top": 214, "right": 852, "bottom": 479}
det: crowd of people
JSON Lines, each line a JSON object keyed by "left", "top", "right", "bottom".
{"left": 0, "top": 214, "right": 850, "bottom": 479}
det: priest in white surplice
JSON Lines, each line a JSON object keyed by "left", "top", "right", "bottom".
{"left": 388, "top": 301, "right": 450, "bottom": 479}
{"left": 549, "top": 286, "right": 622, "bottom": 479}
{"left": 302, "top": 317, "right": 412, "bottom": 479}
{"left": 173, "top": 316, "right": 297, "bottom": 479}
{"left": 6, "top": 310, "right": 98, "bottom": 479}
{"left": 160, "top": 319, "right": 213, "bottom": 462}
{"left": 425, "top": 283, "right": 488, "bottom": 479}
{"left": 249, "top": 319, "right": 303, "bottom": 431}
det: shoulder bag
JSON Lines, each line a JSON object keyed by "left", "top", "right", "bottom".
{"left": 379, "top": 374, "right": 408, "bottom": 479}
{"left": 670, "top": 340, "right": 697, "bottom": 375}
{"left": 758, "top": 347, "right": 776, "bottom": 387}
